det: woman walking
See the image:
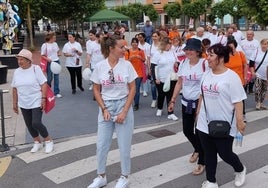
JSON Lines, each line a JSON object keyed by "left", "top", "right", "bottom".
{"left": 62, "top": 33, "right": 84, "bottom": 94}
{"left": 197, "top": 43, "right": 247, "bottom": 188}
{"left": 168, "top": 38, "right": 206, "bottom": 175}
{"left": 249, "top": 39, "right": 268, "bottom": 110}
{"left": 41, "top": 32, "right": 62, "bottom": 98}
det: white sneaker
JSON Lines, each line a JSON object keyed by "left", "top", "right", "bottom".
{"left": 167, "top": 114, "right": 178, "bottom": 121}
{"left": 151, "top": 100, "right": 157, "bottom": 108}
{"left": 234, "top": 165, "right": 246, "bottom": 187}
{"left": 45, "top": 140, "right": 54, "bottom": 153}
{"left": 201, "top": 181, "right": 219, "bottom": 188}
{"left": 156, "top": 109, "right": 162, "bottom": 116}
{"left": 56, "top": 94, "right": 62, "bottom": 98}
{"left": 89, "top": 85, "right": 93, "bottom": 90}
{"left": 30, "top": 141, "right": 42, "bottom": 153}
{"left": 115, "top": 176, "right": 129, "bottom": 188}
{"left": 143, "top": 91, "right": 148, "bottom": 97}
{"left": 87, "top": 175, "right": 107, "bottom": 188}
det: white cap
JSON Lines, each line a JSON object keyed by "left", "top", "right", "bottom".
{"left": 212, "top": 26, "right": 217, "bottom": 30}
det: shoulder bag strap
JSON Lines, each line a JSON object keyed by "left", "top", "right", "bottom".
{"left": 201, "top": 79, "right": 235, "bottom": 124}
{"left": 255, "top": 50, "right": 267, "bottom": 72}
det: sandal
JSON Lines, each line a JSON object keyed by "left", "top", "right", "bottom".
{"left": 192, "top": 165, "right": 205, "bottom": 175}
{"left": 189, "top": 152, "right": 199, "bottom": 163}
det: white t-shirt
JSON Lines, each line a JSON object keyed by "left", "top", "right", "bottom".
{"left": 155, "top": 50, "right": 177, "bottom": 82}
{"left": 90, "top": 58, "right": 138, "bottom": 100}
{"left": 217, "top": 35, "right": 227, "bottom": 46}
{"left": 41, "top": 42, "right": 60, "bottom": 61}
{"left": 209, "top": 33, "right": 218, "bottom": 46}
{"left": 171, "top": 44, "right": 186, "bottom": 60}
{"left": 241, "top": 39, "right": 260, "bottom": 63}
{"left": 233, "top": 30, "right": 244, "bottom": 45}
{"left": 11, "top": 65, "right": 47, "bottom": 109}
{"left": 86, "top": 41, "right": 104, "bottom": 69}
{"left": 178, "top": 58, "right": 208, "bottom": 108}
{"left": 250, "top": 49, "right": 268, "bottom": 80}
{"left": 138, "top": 42, "right": 151, "bottom": 57}
{"left": 62, "top": 41, "right": 83, "bottom": 67}
{"left": 196, "top": 69, "right": 247, "bottom": 137}
{"left": 148, "top": 43, "right": 160, "bottom": 65}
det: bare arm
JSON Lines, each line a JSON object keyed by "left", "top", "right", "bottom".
{"left": 40, "top": 83, "right": 48, "bottom": 111}
{"left": 234, "top": 101, "right": 246, "bottom": 134}
{"left": 93, "top": 83, "right": 111, "bottom": 121}
{"left": 168, "top": 77, "right": 182, "bottom": 112}
{"left": 12, "top": 88, "right": 18, "bottom": 114}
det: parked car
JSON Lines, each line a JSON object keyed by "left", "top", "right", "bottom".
{"left": 136, "top": 22, "right": 145, "bottom": 30}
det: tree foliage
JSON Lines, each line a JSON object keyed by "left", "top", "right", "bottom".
{"left": 163, "top": 3, "right": 182, "bottom": 20}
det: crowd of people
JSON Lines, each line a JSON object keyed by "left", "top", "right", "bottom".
{"left": 10, "top": 21, "right": 268, "bottom": 188}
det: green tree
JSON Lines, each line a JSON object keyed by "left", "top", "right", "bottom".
{"left": 113, "top": 3, "right": 158, "bottom": 31}
{"left": 163, "top": 3, "right": 182, "bottom": 25}
{"left": 182, "top": 0, "right": 206, "bottom": 28}
{"left": 211, "top": 1, "right": 231, "bottom": 29}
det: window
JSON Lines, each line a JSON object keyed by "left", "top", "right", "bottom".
{"left": 153, "top": 0, "right": 161, "bottom": 4}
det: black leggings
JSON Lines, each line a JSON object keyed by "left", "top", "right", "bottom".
{"left": 155, "top": 81, "right": 177, "bottom": 115}
{"left": 21, "top": 107, "right": 49, "bottom": 138}
{"left": 66, "top": 66, "right": 82, "bottom": 90}
{"left": 199, "top": 131, "right": 244, "bottom": 183}
{"left": 182, "top": 105, "right": 204, "bottom": 165}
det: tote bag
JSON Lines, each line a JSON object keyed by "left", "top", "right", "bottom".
{"left": 45, "top": 85, "right": 55, "bottom": 113}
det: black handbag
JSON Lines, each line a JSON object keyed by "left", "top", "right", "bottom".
{"left": 201, "top": 81, "right": 234, "bottom": 138}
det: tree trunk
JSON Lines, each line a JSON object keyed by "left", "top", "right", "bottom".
{"left": 220, "top": 18, "right": 224, "bottom": 29}
{"left": 27, "top": 3, "right": 34, "bottom": 50}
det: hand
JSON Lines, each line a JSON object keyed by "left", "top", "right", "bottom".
{"left": 237, "top": 120, "right": 246, "bottom": 135}
{"left": 155, "top": 79, "right": 160, "bottom": 84}
{"left": 103, "top": 109, "right": 111, "bottom": 121}
{"left": 13, "top": 103, "right": 18, "bottom": 114}
{"left": 115, "top": 111, "right": 127, "bottom": 124}
{"left": 41, "top": 99, "right": 46, "bottom": 112}
{"left": 168, "top": 102, "right": 174, "bottom": 112}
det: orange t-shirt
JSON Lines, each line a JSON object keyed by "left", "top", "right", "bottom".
{"left": 225, "top": 51, "right": 247, "bottom": 85}
{"left": 125, "top": 48, "right": 145, "bottom": 77}
{"left": 168, "top": 30, "right": 180, "bottom": 40}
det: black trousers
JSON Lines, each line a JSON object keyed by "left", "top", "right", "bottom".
{"left": 21, "top": 107, "right": 49, "bottom": 138}
{"left": 66, "top": 66, "right": 82, "bottom": 90}
{"left": 199, "top": 131, "right": 244, "bottom": 183}
{"left": 182, "top": 105, "right": 204, "bottom": 165}
{"left": 155, "top": 80, "right": 177, "bottom": 115}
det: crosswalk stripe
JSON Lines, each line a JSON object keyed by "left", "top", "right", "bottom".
{"left": 16, "top": 121, "right": 177, "bottom": 163}
{"left": 221, "top": 165, "right": 268, "bottom": 188}
{"left": 42, "top": 131, "right": 187, "bottom": 184}
{"left": 43, "top": 127, "right": 268, "bottom": 185}
{"left": 105, "top": 128, "right": 268, "bottom": 187}
{"left": 16, "top": 109, "right": 268, "bottom": 164}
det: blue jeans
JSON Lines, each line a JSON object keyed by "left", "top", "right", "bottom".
{"left": 47, "top": 60, "right": 60, "bottom": 95}
{"left": 96, "top": 97, "right": 134, "bottom": 175}
{"left": 134, "top": 77, "right": 142, "bottom": 106}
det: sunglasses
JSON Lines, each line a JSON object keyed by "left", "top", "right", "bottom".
{"left": 108, "top": 69, "right": 115, "bottom": 83}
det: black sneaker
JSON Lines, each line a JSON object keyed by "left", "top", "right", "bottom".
{"left": 133, "top": 105, "right": 139, "bottom": 111}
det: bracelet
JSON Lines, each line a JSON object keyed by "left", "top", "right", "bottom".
{"left": 102, "top": 106, "right": 107, "bottom": 112}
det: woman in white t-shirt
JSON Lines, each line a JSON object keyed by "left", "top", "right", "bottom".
{"left": 62, "top": 33, "right": 83, "bottom": 94}
{"left": 196, "top": 43, "right": 247, "bottom": 188}
{"left": 87, "top": 35, "right": 137, "bottom": 188}
{"left": 85, "top": 32, "right": 105, "bottom": 91}
{"left": 155, "top": 37, "right": 179, "bottom": 121}
{"left": 41, "top": 32, "right": 62, "bottom": 98}
{"left": 249, "top": 39, "right": 268, "bottom": 110}
{"left": 168, "top": 38, "right": 207, "bottom": 175}
{"left": 11, "top": 49, "right": 54, "bottom": 154}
